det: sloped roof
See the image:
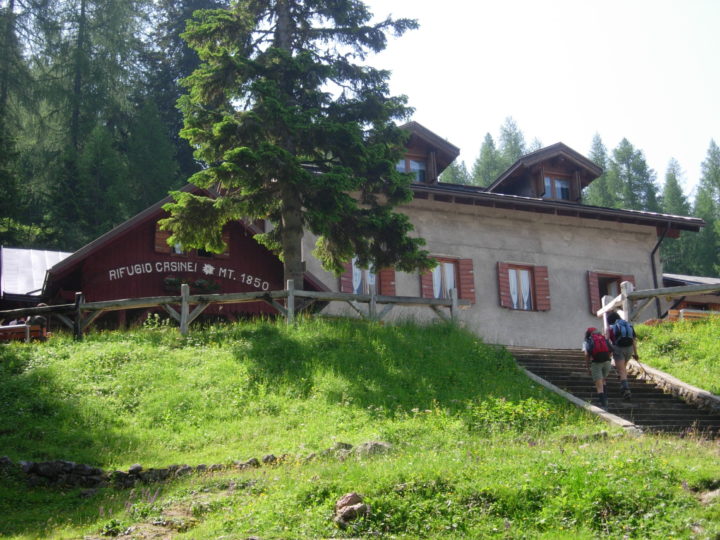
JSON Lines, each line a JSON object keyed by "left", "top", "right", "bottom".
{"left": 663, "top": 273, "right": 720, "bottom": 286}
{"left": 486, "top": 142, "right": 603, "bottom": 193}
{"left": 400, "top": 121, "right": 460, "bottom": 175}
{"left": 0, "top": 247, "right": 72, "bottom": 298}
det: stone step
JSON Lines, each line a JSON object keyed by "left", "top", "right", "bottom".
{"left": 509, "top": 347, "right": 720, "bottom": 437}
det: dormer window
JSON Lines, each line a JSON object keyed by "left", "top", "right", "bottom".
{"left": 397, "top": 158, "right": 426, "bottom": 182}
{"left": 543, "top": 175, "right": 571, "bottom": 201}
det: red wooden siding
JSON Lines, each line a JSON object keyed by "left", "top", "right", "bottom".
{"left": 154, "top": 223, "right": 171, "bottom": 254}
{"left": 534, "top": 265, "right": 551, "bottom": 311}
{"left": 67, "top": 219, "right": 284, "bottom": 316}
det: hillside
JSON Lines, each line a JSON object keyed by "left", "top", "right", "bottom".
{"left": 1, "top": 319, "right": 719, "bottom": 539}
{"left": 638, "top": 316, "right": 720, "bottom": 395}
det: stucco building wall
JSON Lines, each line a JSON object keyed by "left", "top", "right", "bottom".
{"left": 303, "top": 198, "right": 662, "bottom": 349}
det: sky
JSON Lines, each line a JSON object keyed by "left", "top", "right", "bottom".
{"left": 364, "top": 0, "right": 719, "bottom": 198}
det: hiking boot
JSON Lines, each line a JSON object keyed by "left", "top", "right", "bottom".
{"left": 622, "top": 389, "right": 632, "bottom": 401}
{"left": 597, "top": 393, "right": 608, "bottom": 410}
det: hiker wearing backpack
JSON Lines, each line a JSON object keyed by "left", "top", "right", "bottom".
{"left": 606, "top": 311, "right": 636, "bottom": 400}
{"left": 583, "top": 327, "right": 613, "bottom": 409}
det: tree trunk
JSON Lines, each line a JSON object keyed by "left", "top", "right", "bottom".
{"left": 0, "top": 0, "right": 16, "bottom": 125}
{"left": 70, "top": 0, "right": 87, "bottom": 150}
{"left": 275, "top": 0, "right": 302, "bottom": 288}
{"left": 280, "top": 184, "right": 305, "bottom": 287}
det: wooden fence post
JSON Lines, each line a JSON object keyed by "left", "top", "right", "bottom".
{"left": 73, "top": 292, "right": 84, "bottom": 341}
{"left": 621, "top": 281, "right": 634, "bottom": 321}
{"left": 287, "top": 279, "right": 295, "bottom": 324}
{"left": 180, "top": 284, "right": 190, "bottom": 335}
{"left": 601, "top": 294, "right": 613, "bottom": 331}
{"left": 450, "top": 288, "right": 458, "bottom": 322}
{"left": 369, "top": 283, "right": 377, "bottom": 320}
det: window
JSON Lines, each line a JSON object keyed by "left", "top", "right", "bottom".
{"left": 340, "top": 259, "right": 395, "bottom": 296}
{"left": 420, "top": 257, "right": 476, "bottom": 304}
{"left": 498, "top": 262, "right": 550, "bottom": 311}
{"left": 587, "top": 271, "right": 635, "bottom": 315}
{"left": 508, "top": 265, "right": 533, "bottom": 310}
{"left": 397, "top": 157, "right": 427, "bottom": 182}
{"left": 542, "top": 175, "right": 571, "bottom": 200}
{"left": 351, "top": 257, "right": 376, "bottom": 294}
{"left": 431, "top": 260, "right": 457, "bottom": 299}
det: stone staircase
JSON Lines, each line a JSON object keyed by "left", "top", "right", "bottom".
{"left": 508, "top": 347, "right": 720, "bottom": 437}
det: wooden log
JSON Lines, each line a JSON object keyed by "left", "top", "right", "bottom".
{"left": 287, "top": 280, "right": 295, "bottom": 324}
{"left": 627, "top": 283, "right": 720, "bottom": 300}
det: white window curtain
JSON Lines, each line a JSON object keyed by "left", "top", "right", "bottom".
{"left": 520, "top": 269, "right": 532, "bottom": 310}
{"left": 443, "top": 262, "right": 455, "bottom": 298}
{"left": 432, "top": 265, "right": 442, "bottom": 298}
{"left": 508, "top": 268, "right": 518, "bottom": 308}
{"left": 352, "top": 257, "right": 376, "bottom": 294}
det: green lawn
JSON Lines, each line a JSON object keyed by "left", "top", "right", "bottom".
{"left": 1, "top": 318, "right": 718, "bottom": 539}
{"left": 637, "top": 315, "right": 720, "bottom": 395}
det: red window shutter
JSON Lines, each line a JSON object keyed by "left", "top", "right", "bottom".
{"left": 155, "top": 223, "right": 171, "bottom": 254}
{"left": 587, "top": 271, "right": 600, "bottom": 315}
{"left": 457, "top": 258, "right": 475, "bottom": 304}
{"left": 534, "top": 265, "right": 551, "bottom": 311}
{"left": 340, "top": 262, "right": 353, "bottom": 293}
{"left": 378, "top": 268, "right": 396, "bottom": 296}
{"left": 497, "top": 262, "right": 512, "bottom": 308}
{"left": 420, "top": 270, "right": 434, "bottom": 298}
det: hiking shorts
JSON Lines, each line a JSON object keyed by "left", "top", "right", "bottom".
{"left": 590, "top": 361, "right": 611, "bottom": 381}
{"left": 613, "top": 345, "right": 633, "bottom": 363}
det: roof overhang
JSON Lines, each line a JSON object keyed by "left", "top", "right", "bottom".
{"left": 410, "top": 183, "right": 704, "bottom": 234}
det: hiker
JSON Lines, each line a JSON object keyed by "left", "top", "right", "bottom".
{"left": 583, "top": 327, "right": 613, "bottom": 409}
{"left": 606, "top": 311, "right": 636, "bottom": 400}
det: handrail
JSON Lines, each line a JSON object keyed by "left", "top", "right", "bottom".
{"left": 0, "top": 280, "right": 468, "bottom": 340}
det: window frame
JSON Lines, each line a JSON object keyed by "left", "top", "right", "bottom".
{"left": 541, "top": 173, "right": 572, "bottom": 201}
{"left": 429, "top": 258, "right": 459, "bottom": 300}
{"left": 506, "top": 264, "right": 535, "bottom": 311}
{"left": 498, "top": 262, "right": 550, "bottom": 312}
{"left": 587, "top": 271, "right": 635, "bottom": 315}
{"left": 396, "top": 155, "right": 427, "bottom": 183}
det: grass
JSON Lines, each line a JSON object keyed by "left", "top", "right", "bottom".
{"left": 0, "top": 317, "right": 718, "bottom": 539}
{"left": 637, "top": 315, "right": 720, "bottom": 394}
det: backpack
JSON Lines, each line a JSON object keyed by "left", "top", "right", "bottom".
{"left": 586, "top": 333, "right": 610, "bottom": 362}
{"left": 612, "top": 319, "right": 635, "bottom": 347}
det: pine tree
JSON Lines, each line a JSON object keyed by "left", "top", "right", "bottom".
{"left": 145, "top": 0, "right": 229, "bottom": 181}
{"left": 659, "top": 158, "right": 692, "bottom": 273}
{"left": 439, "top": 160, "right": 470, "bottom": 184}
{"left": 126, "top": 98, "right": 180, "bottom": 213}
{"left": 470, "top": 133, "right": 503, "bottom": 187}
{"left": 498, "top": 116, "right": 526, "bottom": 167}
{"left": 583, "top": 133, "right": 616, "bottom": 207}
{"left": 687, "top": 184, "right": 719, "bottom": 276}
{"left": 606, "top": 138, "right": 660, "bottom": 211}
{"left": 161, "top": 0, "right": 433, "bottom": 285}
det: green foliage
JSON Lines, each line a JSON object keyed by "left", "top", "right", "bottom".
{"left": 637, "top": 315, "right": 720, "bottom": 394}
{"left": 660, "top": 158, "right": 693, "bottom": 273}
{"left": 161, "top": 0, "right": 432, "bottom": 281}
{"left": 439, "top": 159, "right": 470, "bottom": 184}
{"left": 606, "top": 138, "right": 660, "bottom": 212}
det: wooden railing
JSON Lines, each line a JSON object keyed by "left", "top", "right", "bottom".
{"left": 0, "top": 280, "right": 469, "bottom": 340}
{"left": 596, "top": 281, "right": 720, "bottom": 326}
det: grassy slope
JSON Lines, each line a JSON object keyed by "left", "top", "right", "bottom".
{"left": 0, "top": 319, "right": 718, "bottom": 539}
{"left": 637, "top": 316, "right": 720, "bottom": 394}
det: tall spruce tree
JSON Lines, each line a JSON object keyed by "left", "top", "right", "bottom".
{"left": 606, "top": 138, "right": 660, "bottom": 211}
{"left": 161, "top": 0, "right": 433, "bottom": 285}
{"left": 439, "top": 160, "right": 470, "bottom": 184}
{"left": 659, "top": 158, "right": 692, "bottom": 273}
{"left": 583, "top": 133, "right": 616, "bottom": 207}
{"left": 498, "top": 116, "right": 526, "bottom": 167}
{"left": 470, "top": 133, "right": 503, "bottom": 187}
